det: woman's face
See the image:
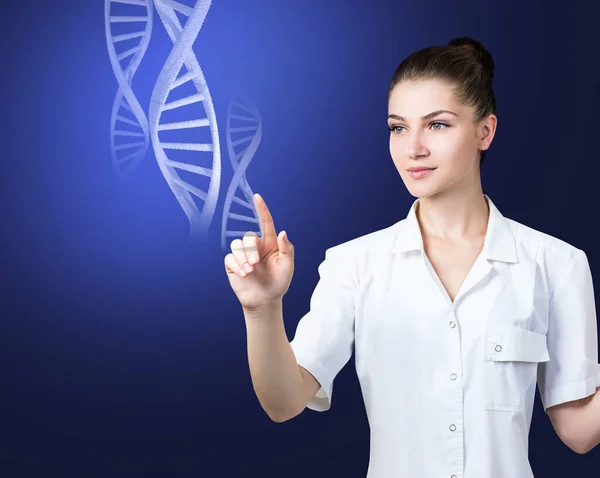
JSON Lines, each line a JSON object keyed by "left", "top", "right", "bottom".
{"left": 387, "top": 78, "right": 495, "bottom": 199}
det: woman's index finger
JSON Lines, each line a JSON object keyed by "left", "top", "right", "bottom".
{"left": 254, "top": 193, "right": 277, "bottom": 241}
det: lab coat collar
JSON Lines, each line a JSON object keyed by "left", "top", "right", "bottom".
{"left": 390, "top": 194, "right": 518, "bottom": 263}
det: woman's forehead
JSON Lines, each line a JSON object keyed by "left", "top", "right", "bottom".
{"left": 388, "top": 80, "right": 465, "bottom": 116}
{"left": 390, "top": 79, "right": 456, "bottom": 102}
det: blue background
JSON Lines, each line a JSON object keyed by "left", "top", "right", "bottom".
{"left": 1, "top": 0, "right": 599, "bottom": 476}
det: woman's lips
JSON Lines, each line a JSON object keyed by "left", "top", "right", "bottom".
{"left": 408, "top": 168, "right": 436, "bottom": 179}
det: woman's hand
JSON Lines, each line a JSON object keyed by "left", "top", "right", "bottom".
{"left": 224, "top": 194, "right": 295, "bottom": 312}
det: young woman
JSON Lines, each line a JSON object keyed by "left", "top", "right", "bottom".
{"left": 224, "top": 37, "right": 600, "bottom": 477}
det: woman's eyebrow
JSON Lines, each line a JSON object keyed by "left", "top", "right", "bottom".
{"left": 387, "top": 110, "right": 458, "bottom": 122}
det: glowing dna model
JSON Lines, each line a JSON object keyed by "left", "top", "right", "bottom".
{"left": 220, "top": 93, "right": 263, "bottom": 251}
{"left": 149, "top": 0, "right": 221, "bottom": 242}
{"left": 105, "top": 0, "right": 153, "bottom": 182}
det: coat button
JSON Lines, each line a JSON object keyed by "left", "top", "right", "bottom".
{"left": 495, "top": 345, "right": 502, "bottom": 352}
{"left": 450, "top": 373, "right": 457, "bottom": 381}
{"left": 449, "top": 424, "right": 457, "bottom": 432}
{"left": 449, "top": 321, "right": 456, "bottom": 328}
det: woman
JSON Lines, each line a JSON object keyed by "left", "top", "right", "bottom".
{"left": 224, "top": 37, "right": 600, "bottom": 477}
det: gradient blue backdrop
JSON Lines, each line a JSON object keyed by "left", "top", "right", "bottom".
{"left": 1, "top": 0, "right": 599, "bottom": 476}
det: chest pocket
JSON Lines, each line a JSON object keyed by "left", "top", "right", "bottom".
{"left": 485, "top": 325, "right": 550, "bottom": 413}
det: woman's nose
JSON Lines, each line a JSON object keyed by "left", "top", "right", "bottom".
{"left": 405, "top": 132, "right": 427, "bottom": 157}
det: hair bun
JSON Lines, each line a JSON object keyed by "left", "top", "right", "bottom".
{"left": 448, "top": 37, "right": 495, "bottom": 80}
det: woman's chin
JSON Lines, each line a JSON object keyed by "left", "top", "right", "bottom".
{"left": 405, "top": 183, "right": 439, "bottom": 199}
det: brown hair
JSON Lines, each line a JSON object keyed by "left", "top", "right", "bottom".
{"left": 388, "top": 37, "right": 496, "bottom": 164}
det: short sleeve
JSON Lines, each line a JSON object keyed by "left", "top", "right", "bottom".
{"left": 538, "top": 248, "right": 600, "bottom": 412}
{"left": 289, "top": 247, "right": 356, "bottom": 412}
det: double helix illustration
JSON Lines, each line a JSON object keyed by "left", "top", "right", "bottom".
{"left": 220, "top": 92, "right": 263, "bottom": 251}
{"left": 104, "top": 0, "right": 154, "bottom": 183}
{"left": 106, "top": 0, "right": 264, "bottom": 247}
{"left": 149, "top": 0, "right": 221, "bottom": 242}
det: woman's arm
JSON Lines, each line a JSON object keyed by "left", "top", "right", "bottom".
{"left": 547, "top": 385, "right": 600, "bottom": 454}
{"left": 540, "top": 248, "right": 600, "bottom": 454}
{"left": 244, "top": 301, "right": 321, "bottom": 422}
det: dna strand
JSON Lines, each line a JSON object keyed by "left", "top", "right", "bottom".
{"left": 105, "top": 0, "right": 153, "bottom": 182}
{"left": 220, "top": 93, "right": 263, "bottom": 251}
{"left": 149, "top": 0, "right": 221, "bottom": 242}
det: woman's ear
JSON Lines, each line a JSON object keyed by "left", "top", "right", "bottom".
{"left": 478, "top": 114, "right": 497, "bottom": 150}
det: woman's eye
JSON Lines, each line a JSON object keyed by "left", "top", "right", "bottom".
{"left": 388, "top": 122, "right": 449, "bottom": 133}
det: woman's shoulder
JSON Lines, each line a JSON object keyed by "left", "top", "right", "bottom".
{"left": 506, "top": 217, "right": 583, "bottom": 266}
{"left": 325, "top": 220, "right": 401, "bottom": 258}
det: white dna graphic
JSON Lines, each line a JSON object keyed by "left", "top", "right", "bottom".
{"left": 149, "top": 0, "right": 221, "bottom": 242}
{"left": 220, "top": 92, "right": 263, "bottom": 251}
{"left": 105, "top": 0, "right": 153, "bottom": 183}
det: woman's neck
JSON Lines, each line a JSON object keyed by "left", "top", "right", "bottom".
{"left": 416, "top": 188, "right": 489, "bottom": 242}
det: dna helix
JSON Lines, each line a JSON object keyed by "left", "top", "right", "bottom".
{"left": 105, "top": 0, "right": 153, "bottom": 182}
{"left": 149, "top": 0, "right": 221, "bottom": 242}
{"left": 220, "top": 92, "right": 263, "bottom": 251}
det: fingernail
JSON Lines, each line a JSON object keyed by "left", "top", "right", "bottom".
{"left": 282, "top": 230, "right": 288, "bottom": 242}
{"left": 244, "top": 263, "right": 253, "bottom": 273}
{"left": 249, "top": 253, "right": 259, "bottom": 264}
